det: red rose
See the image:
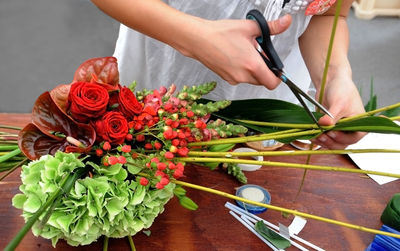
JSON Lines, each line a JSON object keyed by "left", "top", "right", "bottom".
{"left": 68, "top": 82, "right": 109, "bottom": 122}
{"left": 94, "top": 111, "right": 128, "bottom": 145}
{"left": 118, "top": 87, "right": 142, "bottom": 119}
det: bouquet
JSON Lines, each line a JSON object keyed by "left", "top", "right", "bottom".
{"left": 3, "top": 56, "right": 400, "bottom": 250}
{"left": 8, "top": 57, "right": 250, "bottom": 248}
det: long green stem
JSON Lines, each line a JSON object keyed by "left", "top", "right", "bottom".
{"left": 0, "top": 148, "right": 21, "bottom": 163}
{"left": 235, "top": 102, "right": 400, "bottom": 129}
{"left": 188, "top": 129, "right": 321, "bottom": 146}
{"left": 188, "top": 148, "right": 400, "bottom": 157}
{"left": 340, "top": 102, "right": 400, "bottom": 123}
{"left": 0, "top": 133, "right": 19, "bottom": 137}
{"left": 0, "top": 125, "right": 22, "bottom": 130}
{"left": 0, "top": 158, "right": 28, "bottom": 181}
{"left": 318, "top": 0, "right": 342, "bottom": 104}
{"left": 238, "top": 119, "right": 321, "bottom": 129}
{"left": 0, "top": 161, "right": 24, "bottom": 170}
{"left": 172, "top": 179, "right": 400, "bottom": 239}
{"left": 295, "top": 143, "right": 314, "bottom": 200}
{"left": 178, "top": 157, "right": 400, "bottom": 178}
{"left": 0, "top": 145, "right": 19, "bottom": 151}
{"left": 128, "top": 236, "right": 136, "bottom": 251}
{"left": 4, "top": 167, "right": 88, "bottom": 251}
{"left": 103, "top": 236, "right": 109, "bottom": 251}
{"left": 0, "top": 141, "right": 18, "bottom": 144}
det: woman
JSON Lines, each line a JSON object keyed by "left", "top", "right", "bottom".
{"left": 91, "top": 0, "right": 365, "bottom": 149}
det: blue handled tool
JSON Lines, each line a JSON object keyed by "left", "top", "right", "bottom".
{"left": 246, "top": 9, "right": 334, "bottom": 125}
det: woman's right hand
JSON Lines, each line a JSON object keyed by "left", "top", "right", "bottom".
{"left": 91, "top": 0, "right": 291, "bottom": 89}
{"left": 181, "top": 15, "right": 292, "bottom": 89}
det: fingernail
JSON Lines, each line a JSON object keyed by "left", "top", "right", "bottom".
{"left": 318, "top": 135, "right": 327, "bottom": 142}
{"left": 328, "top": 131, "right": 336, "bottom": 139}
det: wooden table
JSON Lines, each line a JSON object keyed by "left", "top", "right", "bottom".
{"left": 0, "top": 113, "right": 398, "bottom": 251}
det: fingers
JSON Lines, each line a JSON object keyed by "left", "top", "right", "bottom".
{"left": 244, "top": 15, "right": 292, "bottom": 89}
{"left": 268, "top": 15, "right": 292, "bottom": 35}
{"left": 318, "top": 102, "right": 344, "bottom": 126}
{"left": 311, "top": 131, "right": 366, "bottom": 150}
{"left": 247, "top": 14, "right": 292, "bottom": 37}
{"left": 317, "top": 113, "right": 335, "bottom": 126}
{"left": 251, "top": 55, "right": 282, "bottom": 89}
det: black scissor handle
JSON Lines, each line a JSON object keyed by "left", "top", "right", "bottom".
{"left": 246, "top": 9, "right": 284, "bottom": 72}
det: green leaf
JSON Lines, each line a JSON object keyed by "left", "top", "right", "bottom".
{"left": 56, "top": 214, "right": 75, "bottom": 232}
{"left": 203, "top": 162, "right": 220, "bottom": 170}
{"left": 73, "top": 216, "right": 90, "bottom": 235}
{"left": 131, "top": 219, "right": 145, "bottom": 232}
{"left": 333, "top": 117, "right": 400, "bottom": 134}
{"left": 365, "top": 95, "right": 377, "bottom": 112}
{"left": 210, "top": 99, "right": 322, "bottom": 123}
{"left": 106, "top": 197, "right": 125, "bottom": 221}
{"left": 12, "top": 194, "right": 27, "bottom": 209}
{"left": 114, "top": 168, "right": 128, "bottom": 181}
{"left": 173, "top": 186, "right": 186, "bottom": 197}
{"left": 381, "top": 107, "right": 400, "bottom": 117}
{"left": 127, "top": 163, "right": 143, "bottom": 175}
{"left": 254, "top": 221, "right": 291, "bottom": 249}
{"left": 364, "top": 78, "right": 377, "bottom": 112}
{"left": 208, "top": 143, "right": 235, "bottom": 152}
{"left": 142, "top": 230, "right": 151, "bottom": 236}
{"left": 178, "top": 196, "right": 198, "bottom": 211}
{"left": 158, "top": 184, "right": 175, "bottom": 199}
{"left": 131, "top": 185, "right": 146, "bottom": 205}
{"left": 23, "top": 193, "right": 42, "bottom": 213}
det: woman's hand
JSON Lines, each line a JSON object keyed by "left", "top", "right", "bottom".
{"left": 311, "top": 75, "right": 366, "bottom": 149}
{"left": 182, "top": 15, "right": 292, "bottom": 89}
{"left": 92, "top": 0, "right": 292, "bottom": 89}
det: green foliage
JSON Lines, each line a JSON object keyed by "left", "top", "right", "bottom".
{"left": 190, "top": 100, "right": 232, "bottom": 117}
{"left": 173, "top": 186, "right": 198, "bottom": 211}
{"left": 12, "top": 152, "right": 175, "bottom": 247}
{"left": 254, "top": 221, "right": 291, "bottom": 249}
{"left": 363, "top": 78, "right": 399, "bottom": 117}
{"left": 207, "top": 120, "right": 248, "bottom": 138}
{"left": 223, "top": 163, "right": 247, "bottom": 184}
{"left": 176, "top": 82, "right": 217, "bottom": 101}
{"left": 211, "top": 98, "right": 400, "bottom": 143}
{"left": 364, "top": 78, "right": 377, "bottom": 112}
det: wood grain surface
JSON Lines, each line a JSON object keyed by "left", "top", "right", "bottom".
{"left": 0, "top": 113, "right": 398, "bottom": 251}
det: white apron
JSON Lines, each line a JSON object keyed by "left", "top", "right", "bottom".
{"left": 113, "top": 0, "right": 313, "bottom": 103}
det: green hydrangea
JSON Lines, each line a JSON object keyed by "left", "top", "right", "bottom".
{"left": 12, "top": 152, "right": 175, "bottom": 247}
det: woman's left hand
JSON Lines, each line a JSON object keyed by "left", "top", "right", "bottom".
{"left": 311, "top": 75, "right": 366, "bottom": 149}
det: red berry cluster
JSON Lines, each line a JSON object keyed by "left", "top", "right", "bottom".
{"left": 93, "top": 86, "right": 217, "bottom": 190}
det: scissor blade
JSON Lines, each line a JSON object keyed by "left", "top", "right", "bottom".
{"left": 289, "top": 85, "right": 320, "bottom": 126}
{"left": 280, "top": 74, "right": 334, "bottom": 119}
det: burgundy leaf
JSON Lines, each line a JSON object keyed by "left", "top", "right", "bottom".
{"left": 72, "top": 57, "right": 119, "bottom": 90}
{"left": 18, "top": 123, "right": 67, "bottom": 160}
{"left": 50, "top": 83, "right": 71, "bottom": 112}
{"left": 19, "top": 92, "right": 96, "bottom": 160}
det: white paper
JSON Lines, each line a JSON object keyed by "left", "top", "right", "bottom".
{"left": 288, "top": 216, "right": 307, "bottom": 235}
{"left": 346, "top": 123, "right": 400, "bottom": 185}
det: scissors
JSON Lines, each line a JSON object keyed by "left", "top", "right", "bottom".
{"left": 246, "top": 9, "right": 334, "bottom": 125}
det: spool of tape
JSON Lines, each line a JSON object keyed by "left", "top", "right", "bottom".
{"left": 235, "top": 184, "right": 271, "bottom": 214}
{"left": 233, "top": 147, "right": 263, "bottom": 171}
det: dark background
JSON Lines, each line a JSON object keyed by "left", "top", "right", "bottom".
{"left": 0, "top": 0, "right": 399, "bottom": 112}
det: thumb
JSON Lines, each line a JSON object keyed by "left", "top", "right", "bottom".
{"left": 318, "top": 105, "right": 342, "bottom": 126}
{"left": 268, "top": 14, "right": 292, "bottom": 35}
{"left": 318, "top": 113, "right": 335, "bottom": 126}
